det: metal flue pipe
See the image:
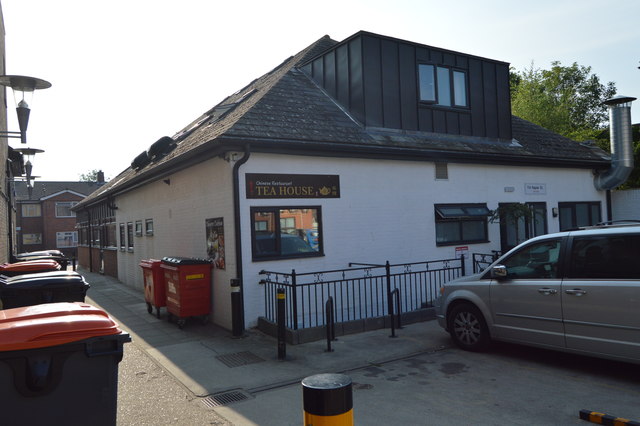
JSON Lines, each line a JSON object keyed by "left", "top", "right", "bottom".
{"left": 594, "top": 95, "right": 636, "bottom": 190}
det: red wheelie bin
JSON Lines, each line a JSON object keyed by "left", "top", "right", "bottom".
{"left": 140, "top": 259, "right": 165, "bottom": 318}
{"left": 160, "top": 257, "right": 212, "bottom": 329}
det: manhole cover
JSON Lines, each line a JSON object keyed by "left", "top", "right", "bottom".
{"left": 216, "top": 351, "right": 265, "bottom": 368}
{"left": 202, "top": 390, "right": 250, "bottom": 408}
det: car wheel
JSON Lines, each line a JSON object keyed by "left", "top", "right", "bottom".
{"left": 447, "top": 303, "right": 490, "bottom": 352}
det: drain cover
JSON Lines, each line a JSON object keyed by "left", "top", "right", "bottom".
{"left": 216, "top": 351, "right": 265, "bottom": 368}
{"left": 202, "top": 390, "right": 250, "bottom": 408}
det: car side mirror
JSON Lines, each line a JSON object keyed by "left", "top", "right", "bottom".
{"left": 491, "top": 265, "right": 507, "bottom": 279}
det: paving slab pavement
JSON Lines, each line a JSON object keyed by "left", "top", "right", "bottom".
{"left": 81, "top": 267, "right": 449, "bottom": 399}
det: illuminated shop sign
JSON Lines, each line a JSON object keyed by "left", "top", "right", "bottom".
{"left": 246, "top": 174, "right": 340, "bottom": 199}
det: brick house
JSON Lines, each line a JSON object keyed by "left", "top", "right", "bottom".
{"left": 73, "top": 31, "right": 632, "bottom": 333}
{"left": 15, "top": 180, "right": 103, "bottom": 258}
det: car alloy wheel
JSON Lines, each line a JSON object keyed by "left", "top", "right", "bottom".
{"left": 448, "top": 303, "right": 490, "bottom": 351}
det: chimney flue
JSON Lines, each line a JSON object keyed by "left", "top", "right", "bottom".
{"left": 594, "top": 95, "right": 636, "bottom": 191}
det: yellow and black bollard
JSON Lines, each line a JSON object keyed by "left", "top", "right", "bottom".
{"left": 302, "top": 373, "right": 353, "bottom": 426}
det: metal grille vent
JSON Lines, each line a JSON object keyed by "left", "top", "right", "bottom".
{"left": 202, "top": 390, "right": 250, "bottom": 408}
{"left": 216, "top": 351, "right": 265, "bottom": 368}
{"left": 435, "top": 162, "right": 448, "bottom": 180}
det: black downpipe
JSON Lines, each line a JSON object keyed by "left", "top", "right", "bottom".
{"left": 6, "top": 178, "right": 14, "bottom": 262}
{"left": 232, "top": 145, "right": 251, "bottom": 334}
{"left": 606, "top": 190, "right": 612, "bottom": 222}
{"left": 88, "top": 210, "right": 93, "bottom": 273}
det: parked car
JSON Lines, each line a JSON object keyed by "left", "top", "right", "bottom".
{"left": 435, "top": 223, "right": 640, "bottom": 364}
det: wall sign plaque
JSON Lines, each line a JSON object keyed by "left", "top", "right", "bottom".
{"left": 246, "top": 174, "right": 340, "bottom": 199}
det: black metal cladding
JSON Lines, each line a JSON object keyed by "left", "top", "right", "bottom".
{"left": 302, "top": 31, "right": 512, "bottom": 140}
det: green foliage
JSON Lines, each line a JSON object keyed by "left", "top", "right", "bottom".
{"left": 489, "top": 203, "right": 535, "bottom": 225}
{"left": 78, "top": 169, "right": 102, "bottom": 182}
{"left": 510, "top": 61, "right": 616, "bottom": 142}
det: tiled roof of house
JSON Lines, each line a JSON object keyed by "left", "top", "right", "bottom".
{"left": 15, "top": 181, "right": 104, "bottom": 201}
{"left": 77, "top": 34, "right": 610, "bottom": 207}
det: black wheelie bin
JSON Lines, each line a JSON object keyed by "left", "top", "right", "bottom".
{"left": 0, "top": 271, "right": 90, "bottom": 310}
{"left": 0, "top": 302, "right": 130, "bottom": 426}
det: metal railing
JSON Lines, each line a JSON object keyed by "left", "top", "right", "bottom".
{"left": 259, "top": 257, "right": 465, "bottom": 330}
{"left": 472, "top": 251, "right": 501, "bottom": 274}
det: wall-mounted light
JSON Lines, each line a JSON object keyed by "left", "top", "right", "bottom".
{"left": 552, "top": 207, "right": 559, "bottom": 217}
{"left": 15, "top": 147, "right": 44, "bottom": 183}
{"left": 0, "top": 75, "right": 51, "bottom": 144}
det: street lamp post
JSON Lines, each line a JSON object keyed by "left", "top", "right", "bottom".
{"left": 0, "top": 74, "right": 51, "bottom": 261}
{"left": 0, "top": 75, "right": 52, "bottom": 144}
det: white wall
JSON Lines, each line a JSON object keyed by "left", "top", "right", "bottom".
{"left": 112, "top": 152, "right": 607, "bottom": 330}
{"left": 238, "top": 153, "right": 606, "bottom": 327}
{"left": 612, "top": 189, "right": 640, "bottom": 221}
{"left": 115, "top": 157, "right": 236, "bottom": 328}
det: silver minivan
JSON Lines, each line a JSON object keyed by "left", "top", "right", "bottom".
{"left": 435, "top": 223, "right": 640, "bottom": 364}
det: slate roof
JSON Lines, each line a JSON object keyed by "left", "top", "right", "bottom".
{"left": 15, "top": 181, "right": 104, "bottom": 202}
{"left": 77, "top": 33, "right": 610, "bottom": 208}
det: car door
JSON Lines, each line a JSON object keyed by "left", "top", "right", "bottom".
{"left": 490, "top": 238, "right": 565, "bottom": 348}
{"left": 562, "top": 234, "right": 640, "bottom": 362}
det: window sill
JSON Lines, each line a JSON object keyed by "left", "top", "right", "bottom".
{"left": 436, "top": 240, "right": 489, "bottom": 247}
{"left": 252, "top": 252, "right": 324, "bottom": 262}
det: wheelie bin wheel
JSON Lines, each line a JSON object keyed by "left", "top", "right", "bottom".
{"left": 146, "top": 303, "right": 153, "bottom": 314}
{"left": 177, "top": 318, "right": 186, "bottom": 329}
{"left": 155, "top": 307, "right": 161, "bottom": 319}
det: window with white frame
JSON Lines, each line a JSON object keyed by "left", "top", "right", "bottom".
{"left": 21, "top": 203, "right": 42, "bottom": 217}
{"left": 56, "top": 231, "right": 78, "bottom": 248}
{"left": 145, "top": 219, "right": 154, "bottom": 236}
{"left": 419, "top": 64, "right": 468, "bottom": 107}
{"left": 23, "top": 233, "right": 42, "bottom": 245}
{"left": 55, "top": 202, "right": 78, "bottom": 218}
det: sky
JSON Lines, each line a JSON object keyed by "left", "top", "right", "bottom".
{"left": 2, "top": 0, "right": 639, "bottom": 182}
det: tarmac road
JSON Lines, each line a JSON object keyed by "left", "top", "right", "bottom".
{"left": 117, "top": 343, "right": 231, "bottom": 425}
{"left": 81, "top": 269, "right": 640, "bottom": 425}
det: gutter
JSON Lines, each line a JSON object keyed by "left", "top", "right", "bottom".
{"left": 232, "top": 144, "right": 251, "bottom": 334}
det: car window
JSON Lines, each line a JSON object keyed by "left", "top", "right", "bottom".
{"left": 500, "top": 239, "right": 561, "bottom": 279}
{"left": 568, "top": 235, "right": 640, "bottom": 279}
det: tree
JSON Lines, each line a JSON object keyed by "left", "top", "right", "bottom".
{"left": 510, "top": 61, "right": 616, "bottom": 142}
{"left": 79, "top": 169, "right": 103, "bottom": 182}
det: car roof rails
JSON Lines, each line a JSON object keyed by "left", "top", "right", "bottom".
{"left": 576, "top": 220, "right": 640, "bottom": 230}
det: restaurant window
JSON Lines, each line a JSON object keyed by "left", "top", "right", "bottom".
{"left": 145, "top": 219, "right": 154, "bottom": 236}
{"left": 119, "top": 223, "right": 125, "bottom": 250}
{"left": 251, "top": 207, "right": 322, "bottom": 260}
{"left": 127, "top": 222, "right": 134, "bottom": 250}
{"left": 435, "top": 204, "right": 490, "bottom": 246}
{"left": 105, "top": 222, "right": 117, "bottom": 247}
{"left": 558, "top": 202, "right": 601, "bottom": 231}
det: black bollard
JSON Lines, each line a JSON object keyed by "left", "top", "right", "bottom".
{"left": 277, "top": 288, "right": 286, "bottom": 360}
{"left": 302, "top": 373, "right": 353, "bottom": 425}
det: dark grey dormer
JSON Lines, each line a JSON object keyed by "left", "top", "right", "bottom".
{"left": 300, "top": 31, "right": 512, "bottom": 140}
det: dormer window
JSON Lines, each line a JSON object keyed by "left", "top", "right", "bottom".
{"left": 418, "top": 64, "right": 467, "bottom": 107}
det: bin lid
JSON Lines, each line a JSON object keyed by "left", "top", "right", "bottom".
{"left": 0, "top": 260, "right": 61, "bottom": 272}
{"left": 0, "top": 302, "right": 124, "bottom": 351}
{"left": 161, "top": 256, "right": 212, "bottom": 265}
{"left": 3, "top": 271, "right": 84, "bottom": 285}
{"left": 139, "top": 259, "right": 162, "bottom": 267}
{"left": 16, "top": 250, "right": 65, "bottom": 259}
